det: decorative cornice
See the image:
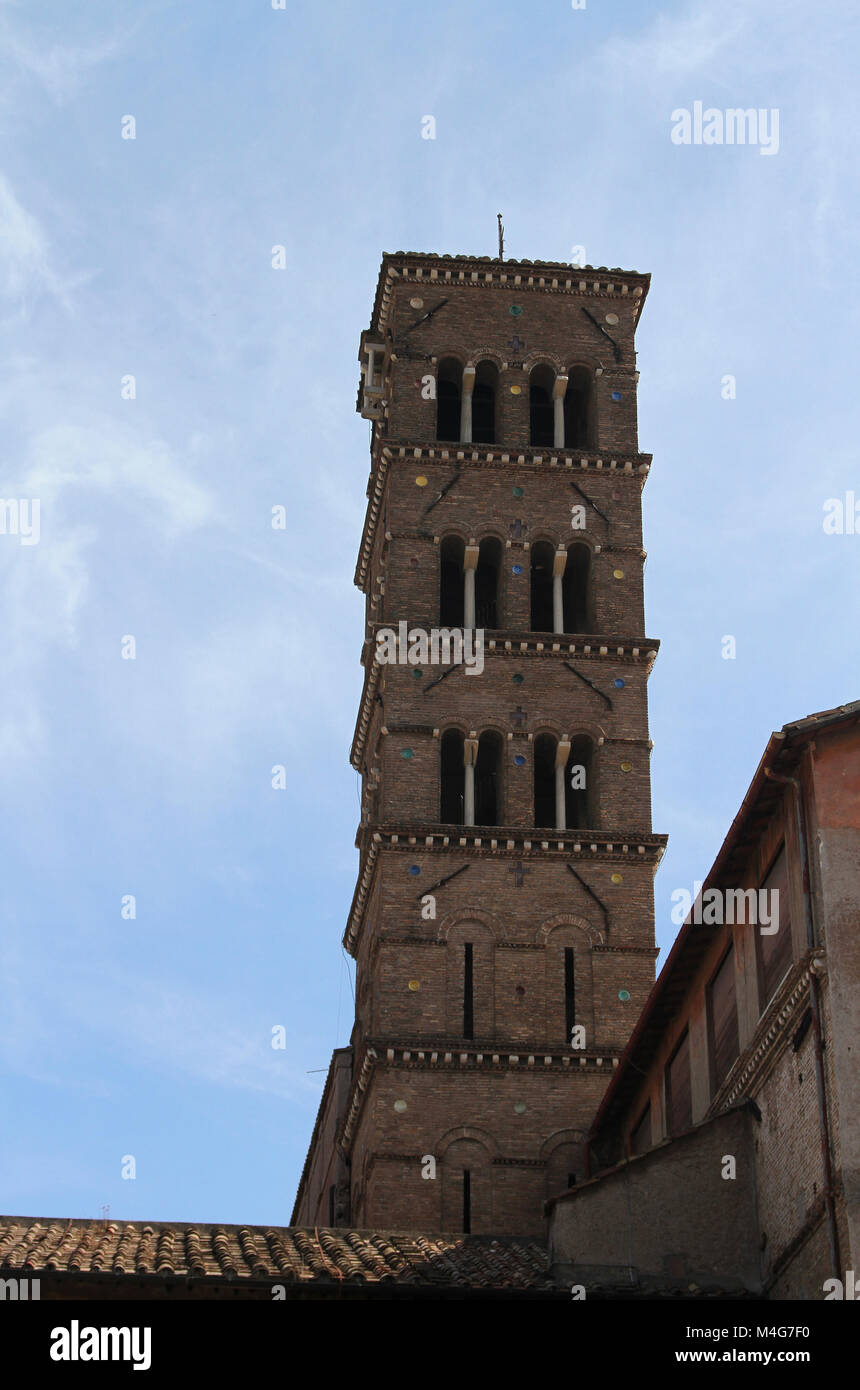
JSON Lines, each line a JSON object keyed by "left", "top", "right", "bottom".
{"left": 716, "top": 962, "right": 811, "bottom": 1111}
{"left": 371, "top": 253, "right": 650, "bottom": 340}
{"left": 354, "top": 444, "right": 652, "bottom": 592}
{"left": 338, "top": 1046, "right": 377, "bottom": 1153}
{"left": 339, "top": 1040, "right": 621, "bottom": 1150}
{"left": 350, "top": 632, "right": 660, "bottom": 769}
{"left": 344, "top": 830, "right": 667, "bottom": 955}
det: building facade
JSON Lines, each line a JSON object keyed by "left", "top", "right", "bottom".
{"left": 294, "top": 250, "right": 666, "bottom": 1235}
{"left": 549, "top": 702, "right": 860, "bottom": 1298}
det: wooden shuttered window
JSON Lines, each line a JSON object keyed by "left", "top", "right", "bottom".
{"left": 709, "top": 945, "right": 739, "bottom": 1093}
{"left": 666, "top": 1031, "right": 692, "bottom": 1136}
{"left": 629, "top": 1104, "right": 652, "bottom": 1157}
{"left": 757, "top": 845, "right": 793, "bottom": 1010}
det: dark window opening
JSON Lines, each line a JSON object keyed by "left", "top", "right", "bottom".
{"left": 757, "top": 845, "right": 793, "bottom": 1011}
{"left": 562, "top": 543, "right": 590, "bottom": 633}
{"left": 472, "top": 361, "right": 498, "bottom": 444}
{"left": 529, "top": 365, "right": 555, "bottom": 446}
{"left": 439, "top": 535, "right": 464, "bottom": 626}
{"left": 475, "top": 730, "right": 502, "bottom": 826}
{"left": 565, "top": 735, "right": 594, "bottom": 830}
{"left": 533, "top": 733, "right": 556, "bottom": 829}
{"left": 529, "top": 540, "right": 555, "bottom": 632}
{"left": 666, "top": 1031, "right": 693, "bottom": 1136}
{"left": 464, "top": 943, "right": 474, "bottom": 1039}
{"left": 436, "top": 358, "right": 462, "bottom": 441}
{"left": 475, "top": 536, "right": 501, "bottom": 628}
{"left": 440, "top": 729, "right": 465, "bottom": 824}
{"left": 463, "top": 1169, "right": 471, "bottom": 1234}
{"left": 563, "top": 367, "right": 592, "bottom": 448}
{"left": 567, "top": 1172, "right": 577, "bottom": 1188}
{"left": 565, "top": 947, "right": 576, "bottom": 1043}
{"left": 709, "top": 945, "right": 739, "bottom": 1094}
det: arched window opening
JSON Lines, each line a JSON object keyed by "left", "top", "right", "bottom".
{"left": 439, "top": 535, "right": 465, "bottom": 626}
{"left": 472, "top": 360, "right": 498, "bottom": 445}
{"left": 475, "top": 536, "right": 501, "bottom": 628}
{"left": 441, "top": 728, "right": 465, "bottom": 824}
{"left": 475, "top": 730, "right": 502, "bottom": 827}
{"left": 564, "top": 366, "right": 592, "bottom": 448}
{"left": 562, "top": 542, "right": 590, "bottom": 633}
{"left": 565, "top": 735, "right": 595, "bottom": 830}
{"left": 530, "top": 540, "right": 555, "bottom": 632}
{"left": 529, "top": 364, "right": 555, "bottom": 447}
{"left": 534, "top": 733, "right": 556, "bottom": 829}
{"left": 436, "top": 358, "right": 462, "bottom": 441}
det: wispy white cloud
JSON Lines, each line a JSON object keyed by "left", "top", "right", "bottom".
{"left": 0, "top": 936, "right": 311, "bottom": 1101}
{"left": 0, "top": 171, "right": 71, "bottom": 313}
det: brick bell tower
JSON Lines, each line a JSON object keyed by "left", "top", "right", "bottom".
{"left": 292, "top": 249, "right": 667, "bottom": 1237}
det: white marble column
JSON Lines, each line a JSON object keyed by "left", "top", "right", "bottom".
{"left": 552, "top": 547, "right": 568, "bottom": 634}
{"left": 553, "top": 374, "right": 568, "bottom": 448}
{"left": 464, "top": 735, "right": 479, "bottom": 826}
{"left": 463, "top": 543, "right": 480, "bottom": 629}
{"left": 555, "top": 738, "right": 571, "bottom": 831}
{"left": 460, "top": 366, "right": 476, "bottom": 444}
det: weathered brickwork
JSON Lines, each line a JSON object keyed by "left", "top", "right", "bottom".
{"left": 549, "top": 708, "right": 860, "bottom": 1299}
{"left": 294, "top": 250, "right": 665, "bottom": 1234}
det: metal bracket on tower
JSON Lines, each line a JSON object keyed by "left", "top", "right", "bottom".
{"left": 566, "top": 863, "right": 610, "bottom": 930}
{"left": 563, "top": 661, "right": 613, "bottom": 710}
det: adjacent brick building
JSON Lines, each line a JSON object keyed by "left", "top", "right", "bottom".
{"left": 548, "top": 702, "right": 860, "bottom": 1299}
{"left": 294, "top": 249, "right": 667, "bottom": 1235}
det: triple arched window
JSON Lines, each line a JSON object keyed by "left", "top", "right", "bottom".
{"left": 440, "top": 729, "right": 503, "bottom": 827}
{"left": 440, "top": 729, "right": 596, "bottom": 829}
{"left": 435, "top": 359, "right": 498, "bottom": 445}
{"left": 434, "top": 361, "right": 592, "bottom": 447}
{"left": 533, "top": 733, "right": 596, "bottom": 831}
{"left": 440, "top": 535, "right": 501, "bottom": 629}
{"left": 529, "top": 541, "right": 592, "bottom": 634}
{"left": 528, "top": 364, "right": 593, "bottom": 448}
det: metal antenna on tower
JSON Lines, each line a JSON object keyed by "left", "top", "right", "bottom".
{"left": 497, "top": 212, "right": 505, "bottom": 259}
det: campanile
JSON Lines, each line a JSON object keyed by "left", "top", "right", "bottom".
{"left": 293, "top": 249, "right": 667, "bottom": 1236}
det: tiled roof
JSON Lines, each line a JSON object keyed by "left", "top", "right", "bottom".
{"left": 0, "top": 1217, "right": 555, "bottom": 1293}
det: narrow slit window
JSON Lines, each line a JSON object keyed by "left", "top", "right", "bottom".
{"left": 564, "top": 947, "right": 576, "bottom": 1043}
{"left": 463, "top": 1169, "right": 471, "bottom": 1233}
{"left": 464, "top": 942, "right": 474, "bottom": 1039}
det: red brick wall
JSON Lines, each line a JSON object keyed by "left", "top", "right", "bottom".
{"left": 339, "top": 255, "right": 660, "bottom": 1236}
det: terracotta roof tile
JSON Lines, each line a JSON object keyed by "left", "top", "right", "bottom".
{"left": 0, "top": 1217, "right": 554, "bottom": 1293}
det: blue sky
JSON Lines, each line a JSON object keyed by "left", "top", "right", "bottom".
{"left": 0, "top": 0, "right": 857, "bottom": 1227}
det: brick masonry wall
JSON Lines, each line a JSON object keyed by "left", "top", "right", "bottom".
{"left": 352, "top": 1063, "right": 608, "bottom": 1235}
{"left": 549, "top": 1106, "right": 762, "bottom": 1292}
{"left": 340, "top": 255, "right": 660, "bottom": 1236}
{"left": 353, "top": 851, "right": 658, "bottom": 1049}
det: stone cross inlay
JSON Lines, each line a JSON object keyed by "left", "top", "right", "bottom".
{"left": 509, "top": 861, "right": 530, "bottom": 889}
{"left": 510, "top": 706, "right": 526, "bottom": 728}
{"left": 509, "top": 518, "right": 526, "bottom": 540}
{"left": 508, "top": 334, "right": 526, "bottom": 353}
